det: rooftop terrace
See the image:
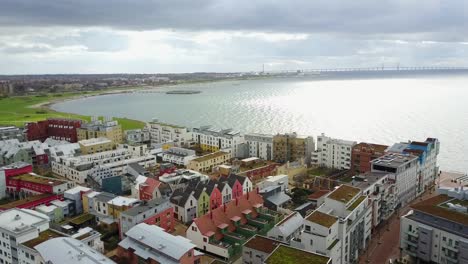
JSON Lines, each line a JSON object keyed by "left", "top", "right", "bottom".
{"left": 306, "top": 211, "right": 337, "bottom": 228}
{"left": 265, "top": 245, "right": 330, "bottom": 264}
{"left": 192, "top": 151, "right": 229, "bottom": 163}
{"left": 327, "top": 185, "right": 361, "bottom": 204}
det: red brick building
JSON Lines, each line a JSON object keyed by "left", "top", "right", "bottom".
{"left": 351, "top": 142, "right": 388, "bottom": 174}
{"left": 25, "top": 118, "right": 82, "bottom": 142}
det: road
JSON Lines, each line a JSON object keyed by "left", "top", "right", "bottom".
{"left": 358, "top": 179, "right": 446, "bottom": 264}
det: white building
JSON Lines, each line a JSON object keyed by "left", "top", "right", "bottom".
{"left": 292, "top": 185, "right": 372, "bottom": 264}
{"left": 192, "top": 126, "right": 245, "bottom": 157}
{"left": 158, "top": 169, "right": 209, "bottom": 192}
{"left": 349, "top": 172, "right": 397, "bottom": 228}
{"left": 35, "top": 237, "right": 114, "bottom": 264}
{"left": 70, "top": 227, "right": 105, "bottom": 253}
{"left": 400, "top": 187, "right": 468, "bottom": 264}
{"left": 64, "top": 186, "right": 92, "bottom": 215}
{"left": 312, "top": 133, "right": 356, "bottom": 170}
{"left": 245, "top": 133, "right": 274, "bottom": 160}
{"left": 125, "top": 128, "right": 150, "bottom": 145}
{"left": 257, "top": 174, "right": 289, "bottom": 192}
{"left": 146, "top": 119, "right": 191, "bottom": 147}
{"left": 371, "top": 153, "right": 419, "bottom": 207}
{"left": 0, "top": 209, "right": 50, "bottom": 264}
{"left": 386, "top": 138, "right": 440, "bottom": 196}
{"left": 52, "top": 146, "right": 156, "bottom": 184}
{"left": 267, "top": 212, "right": 304, "bottom": 244}
{"left": 162, "top": 147, "right": 197, "bottom": 166}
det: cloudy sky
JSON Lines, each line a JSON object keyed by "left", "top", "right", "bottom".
{"left": 0, "top": 0, "right": 467, "bottom": 74}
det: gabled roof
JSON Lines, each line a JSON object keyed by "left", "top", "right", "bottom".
{"left": 192, "top": 191, "right": 263, "bottom": 241}
{"left": 170, "top": 188, "right": 194, "bottom": 207}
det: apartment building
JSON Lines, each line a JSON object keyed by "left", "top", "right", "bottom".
{"left": 6, "top": 172, "right": 72, "bottom": 196}
{"left": 52, "top": 146, "right": 156, "bottom": 183}
{"left": 245, "top": 133, "right": 274, "bottom": 161}
{"left": 400, "top": 187, "right": 468, "bottom": 264}
{"left": 77, "top": 117, "right": 123, "bottom": 144}
{"left": 125, "top": 128, "right": 150, "bottom": 145}
{"left": 146, "top": 119, "right": 191, "bottom": 147}
{"left": 312, "top": 133, "right": 356, "bottom": 170}
{"left": 0, "top": 208, "right": 49, "bottom": 264}
{"left": 387, "top": 138, "right": 440, "bottom": 195}
{"left": 350, "top": 172, "right": 397, "bottom": 228}
{"left": 119, "top": 198, "right": 174, "bottom": 238}
{"left": 192, "top": 126, "right": 245, "bottom": 156}
{"left": 292, "top": 185, "right": 372, "bottom": 264}
{"left": 162, "top": 147, "right": 197, "bottom": 166}
{"left": 371, "top": 153, "right": 419, "bottom": 206}
{"left": 78, "top": 137, "right": 114, "bottom": 154}
{"left": 25, "top": 118, "right": 82, "bottom": 143}
{"left": 0, "top": 126, "right": 24, "bottom": 141}
{"left": 35, "top": 237, "right": 114, "bottom": 264}
{"left": 187, "top": 151, "right": 231, "bottom": 173}
{"left": 273, "top": 133, "right": 315, "bottom": 164}
{"left": 350, "top": 142, "right": 388, "bottom": 174}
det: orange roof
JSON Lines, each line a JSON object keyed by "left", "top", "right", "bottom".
{"left": 140, "top": 177, "right": 161, "bottom": 195}
{"left": 193, "top": 191, "right": 264, "bottom": 241}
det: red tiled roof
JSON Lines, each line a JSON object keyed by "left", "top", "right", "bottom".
{"left": 140, "top": 177, "right": 161, "bottom": 195}
{"left": 193, "top": 191, "right": 264, "bottom": 241}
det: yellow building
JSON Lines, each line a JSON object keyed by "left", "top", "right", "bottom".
{"left": 107, "top": 196, "right": 140, "bottom": 219}
{"left": 187, "top": 151, "right": 231, "bottom": 173}
{"left": 77, "top": 117, "right": 123, "bottom": 144}
{"left": 273, "top": 133, "right": 314, "bottom": 163}
{"left": 78, "top": 137, "right": 115, "bottom": 154}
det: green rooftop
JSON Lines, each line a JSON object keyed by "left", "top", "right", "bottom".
{"left": 22, "top": 229, "right": 64, "bottom": 248}
{"left": 327, "top": 185, "right": 361, "bottom": 204}
{"left": 265, "top": 245, "right": 330, "bottom": 264}
{"left": 347, "top": 195, "right": 366, "bottom": 211}
{"left": 69, "top": 213, "right": 95, "bottom": 225}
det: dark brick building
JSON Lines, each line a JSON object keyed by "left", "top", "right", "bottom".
{"left": 25, "top": 118, "right": 82, "bottom": 142}
{"left": 351, "top": 142, "right": 388, "bottom": 174}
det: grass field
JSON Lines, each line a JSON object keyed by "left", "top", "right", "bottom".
{"left": 0, "top": 92, "right": 145, "bottom": 130}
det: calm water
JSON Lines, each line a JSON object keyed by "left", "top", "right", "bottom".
{"left": 53, "top": 72, "right": 468, "bottom": 172}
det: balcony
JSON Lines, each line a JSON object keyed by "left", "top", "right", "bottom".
{"left": 406, "top": 230, "right": 419, "bottom": 238}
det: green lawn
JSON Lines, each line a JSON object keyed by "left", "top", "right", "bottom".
{"left": 0, "top": 92, "right": 145, "bottom": 130}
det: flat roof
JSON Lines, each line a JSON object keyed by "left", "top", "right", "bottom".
{"left": 79, "top": 137, "right": 112, "bottom": 147}
{"left": 327, "top": 185, "right": 361, "bottom": 204}
{"left": 35, "top": 237, "right": 115, "bottom": 264}
{"left": 265, "top": 245, "right": 330, "bottom": 264}
{"left": 371, "top": 153, "right": 418, "bottom": 168}
{"left": 192, "top": 151, "right": 229, "bottom": 163}
{"left": 23, "top": 229, "right": 64, "bottom": 248}
{"left": 244, "top": 235, "right": 281, "bottom": 254}
{"left": 0, "top": 209, "right": 49, "bottom": 234}
{"left": 108, "top": 196, "right": 139, "bottom": 207}
{"left": 411, "top": 195, "right": 468, "bottom": 226}
{"left": 0, "top": 194, "right": 54, "bottom": 209}
{"left": 347, "top": 196, "right": 366, "bottom": 211}
{"left": 12, "top": 173, "right": 67, "bottom": 186}
{"left": 121, "top": 198, "right": 169, "bottom": 217}
{"left": 306, "top": 211, "right": 337, "bottom": 228}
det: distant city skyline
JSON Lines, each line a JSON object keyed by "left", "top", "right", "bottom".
{"left": 0, "top": 0, "right": 467, "bottom": 74}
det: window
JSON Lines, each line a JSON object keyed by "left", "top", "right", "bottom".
{"left": 192, "top": 226, "right": 197, "bottom": 232}
{"left": 305, "top": 225, "right": 311, "bottom": 232}
{"left": 203, "top": 237, "right": 207, "bottom": 242}
{"left": 310, "top": 239, "right": 313, "bottom": 246}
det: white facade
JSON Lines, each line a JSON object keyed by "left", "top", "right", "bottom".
{"left": 192, "top": 126, "right": 245, "bottom": 157}
{"left": 267, "top": 212, "right": 304, "bottom": 244}
{"left": 245, "top": 133, "right": 274, "bottom": 161}
{"left": 162, "top": 147, "right": 197, "bottom": 166}
{"left": 52, "top": 147, "right": 156, "bottom": 183}
{"left": 371, "top": 153, "right": 419, "bottom": 206}
{"left": 292, "top": 185, "right": 372, "bottom": 264}
{"left": 258, "top": 174, "right": 289, "bottom": 192}
{"left": 312, "top": 133, "right": 356, "bottom": 170}
{"left": 125, "top": 128, "right": 150, "bottom": 144}
{"left": 0, "top": 209, "right": 50, "bottom": 264}
{"left": 146, "top": 119, "right": 191, "bottom": 147}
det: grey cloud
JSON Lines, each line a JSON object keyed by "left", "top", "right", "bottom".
{"left": 0, "top": 0, "right": 467, "bottom": 39}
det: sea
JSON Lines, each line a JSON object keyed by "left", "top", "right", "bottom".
{"left": 52, "top": 70, "right": 468, "bottom": 172}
